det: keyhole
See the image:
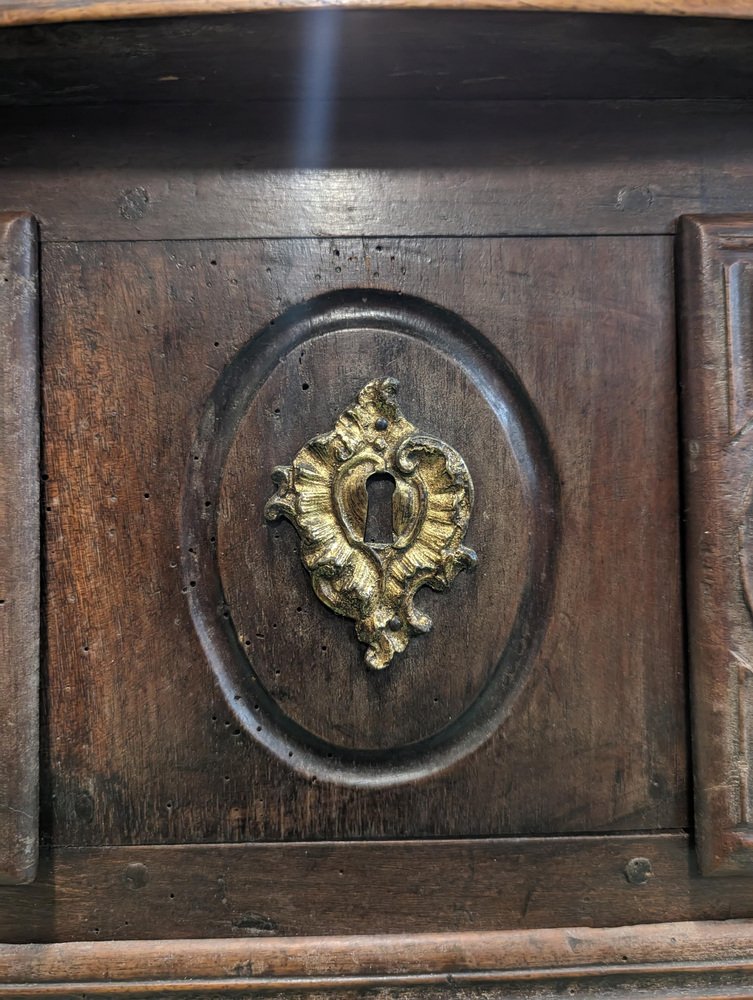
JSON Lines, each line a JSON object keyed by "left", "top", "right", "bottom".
{"left": 364, "top": 472, "right": 396, "bottom": 544}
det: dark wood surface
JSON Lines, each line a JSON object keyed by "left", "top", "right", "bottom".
{"left": 38, "top": 234, "right": 684, "bottom": 846}
{"left": 5, "top": 101, "right": 753, "bottom": 242}
{"left": 2, "top": 919, "right": 753, "bottom": 998}
{"left": 5, "top": 8, "right": 753, "bottom": 987}
{"left": 0, "top": 213, "right": 39, "bottom": 886}
{"left": 3, "top": 12, "right": 753, "bottom": 106}
{"left": 0, "top": 835, "right": 751, "bottom": 943}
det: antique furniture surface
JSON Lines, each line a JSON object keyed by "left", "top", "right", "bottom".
{"left": 5, "top": 1, "right": 753, "bottom": 997}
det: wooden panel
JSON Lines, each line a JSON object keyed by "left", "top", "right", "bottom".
{"left": 0, "top": 836, "right": 751, "bottom": 943}
{"left": 5, "top": 101, "right": 753, "bottom": 242}
{"left": 39, "top": 235, "right": 684, "bottom": 847}
{"left": 680, "top": 215, "right": 753, "bottom": 876}
{"left": 2, "top": 920, "right": 753, "bottom": 998}
{"left": 0, "top": 213, "right": 39, "bottom": 885}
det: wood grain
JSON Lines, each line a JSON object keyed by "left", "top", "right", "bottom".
{"left": 202, "top": 291, "right": 555, "bottom": 779}
{"left": 0, "top": 0, "right": 752, "bottom": 29}
{"left": 0, "top": 213, "right": 39, "bottom": 886}
{"left": 2, "top": 919, "right": 753, "bottom": 998}
{"left": 38, "top": 235, "right": 685, "bottom": 846}
{"left": 5, "top": 101, "right": 753, "bottom": 242}
{"left": 0, "top": 836, "right": 752, "bottom": 944}
{"left": 680, "top": 215, "right": 753, "bottom": 876}
{"left": 4, "top": 12, "right": 753, "bottom": 107}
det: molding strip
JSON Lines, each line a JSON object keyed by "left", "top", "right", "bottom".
{"left": 1, "top": 921, "right": 753, "bottom": 997}
{"left": 0, "top": 213, "right": 39, "bottom": 886}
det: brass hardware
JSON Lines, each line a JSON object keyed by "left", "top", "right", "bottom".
{"left": 265, "top": 378, "right": 477, "bottom": 669}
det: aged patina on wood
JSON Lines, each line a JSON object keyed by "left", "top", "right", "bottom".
{"left": 2, "top": 921, "right": 753, "bottom": 998}
{"left": 38, "top": 235, "right": 681, "bottom": 834}
{"left": 2, "top": 5, "right": 753, "bottom": 997}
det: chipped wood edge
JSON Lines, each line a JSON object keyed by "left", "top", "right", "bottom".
{"left": 2, "top": 921, "right": 753, "bottom": 996}
{"left": 0, "top": 0, "right": 753, "bottom": 28}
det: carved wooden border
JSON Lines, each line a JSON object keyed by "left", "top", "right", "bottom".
{"left": 680, "top": 215, "right": 753, "bottom": 875}
{"left": 0, "top": 213, "right": 39, "bottom": 885}
{"left": 1, "top": 921, "right": 753, "bottom": 997}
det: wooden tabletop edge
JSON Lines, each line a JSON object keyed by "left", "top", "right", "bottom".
{"left": 1, "top": 0, "right": 752, "bottom": 28}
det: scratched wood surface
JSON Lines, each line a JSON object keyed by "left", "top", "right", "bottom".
{"left": 0, "top": 835, "right": 751, "bottom": 943}
{"left": 2, "top": 919, "right": 753, "bottom": 999}
{"left": 0, "top": 213, "right": 39, "bottom": 886}
{"left": 6, "top": 101, "right": 753, "bottom": 244}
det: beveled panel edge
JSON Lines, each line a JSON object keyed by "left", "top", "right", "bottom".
{"left": 1, "top": 920, "right": 753, "bottom": 997}
{"left": 679, "top": 214, "right": 753, "bottom": 876}
{"left": 0, "top": 212, "right": 39, "bottom": 886}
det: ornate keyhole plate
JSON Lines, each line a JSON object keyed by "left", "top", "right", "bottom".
{"left": 265, "top": 378, "right": 477, "bottom": 669}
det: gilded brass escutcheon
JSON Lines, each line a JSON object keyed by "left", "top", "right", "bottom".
{"left": 265, "top": 378, "right": 477, "bottom": 669}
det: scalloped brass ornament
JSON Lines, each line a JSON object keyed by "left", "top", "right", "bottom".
{"left": 264, "top": 378, "right": 477, "bottom": 669}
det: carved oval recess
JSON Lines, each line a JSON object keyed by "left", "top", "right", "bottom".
{"left": 182, "top": 290, "right": 559, "bottom": 787}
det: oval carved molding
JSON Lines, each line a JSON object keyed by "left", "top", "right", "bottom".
{"left": 182, "top": 289, "right": 559, "bottom": 787}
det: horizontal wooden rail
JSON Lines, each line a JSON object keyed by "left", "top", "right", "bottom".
{"left": 2, "top": 921, "right": 753, "bottom": 997}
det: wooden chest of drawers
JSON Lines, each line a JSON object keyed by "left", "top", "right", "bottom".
{"left": 3, "top": 3, "right": 753, "bottom": 996}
